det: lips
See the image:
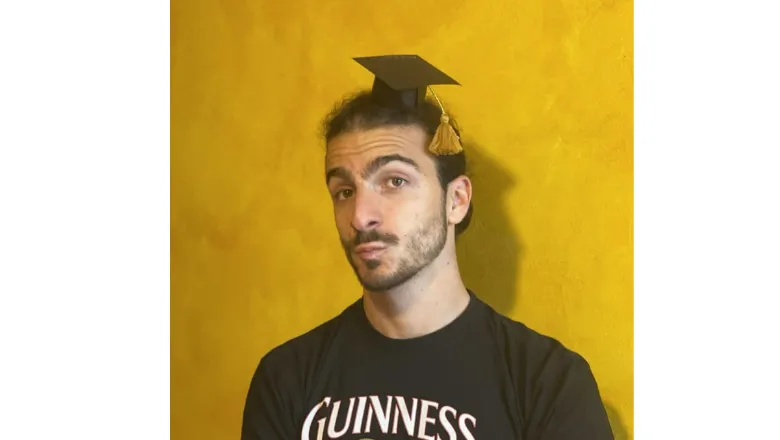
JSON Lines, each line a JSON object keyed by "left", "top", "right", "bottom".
{"left": 354, "top": 243, "right": 388, "bottom": 258}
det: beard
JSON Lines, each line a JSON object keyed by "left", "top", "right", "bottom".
{"left": 341, "top": 199, "right": 448, "bottom": 292}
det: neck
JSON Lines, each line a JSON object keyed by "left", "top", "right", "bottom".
{"left": 361, "top": 247, "right": 470, "bottom": 340}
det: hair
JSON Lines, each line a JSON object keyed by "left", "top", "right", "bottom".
{"left": 321, "top": 90, "right": 473, "bottom": 237}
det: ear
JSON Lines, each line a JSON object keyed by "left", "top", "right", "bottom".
{"left": 446, "top": 175, "right": 472, "bottom": 227}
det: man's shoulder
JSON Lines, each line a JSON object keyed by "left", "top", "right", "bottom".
{"left": 256, "top": 299, "right": 359, "bottom": 375}
{"left": 475, "top": 300, "right": 613, "bottom": 438}
{"left": 477, "top": 298, "right": 591, "bottom": 372}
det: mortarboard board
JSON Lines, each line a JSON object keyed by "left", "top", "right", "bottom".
{"left": 353, "top": 55, "right": 460, "bottom": 110}
{"left": 352, "top": 54, "right": 464, "bottom": 156}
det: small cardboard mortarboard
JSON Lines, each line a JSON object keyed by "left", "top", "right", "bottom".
{"left": 353, "top": 54, "right": 463, "bottom": 156}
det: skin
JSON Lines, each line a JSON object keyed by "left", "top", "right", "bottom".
{"left": 325, "top": 124, "right": 473, "bottom": 340}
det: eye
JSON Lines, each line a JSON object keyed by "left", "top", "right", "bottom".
{"left": 334, "top": 188, "right": 354, "bottom": 201}
{"left": 388, "top": 177, "right": 408, "bottom": 188}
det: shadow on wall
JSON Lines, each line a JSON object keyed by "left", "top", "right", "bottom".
{"left": 456, "top": 143, "right": 631, "bottom": 440}
{"left": 604, "top": 401, "right": 630, "bottom": 440}
{"left": 455, "top": 140, "right": 524, "bottom": 316}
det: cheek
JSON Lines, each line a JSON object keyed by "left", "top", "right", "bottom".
{"left": 389, "top": 201, "right": 425, "bottom": 234}
{"left": 332, "top": 204, "right": 353, "bottom": 235}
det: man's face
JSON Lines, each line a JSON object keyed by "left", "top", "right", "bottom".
{"left": 325, "top": 125, "right": 449, "bottom": 292}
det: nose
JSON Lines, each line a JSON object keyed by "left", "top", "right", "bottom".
{"left": 350, "top": 189, "right": 382, "bottom": 232}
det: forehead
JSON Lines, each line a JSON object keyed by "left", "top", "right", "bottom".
{"left": 325, "top": 125, "right": 433, "bottom": 169}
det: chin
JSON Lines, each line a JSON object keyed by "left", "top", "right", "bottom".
{"left": 358, "top": 263, "right": 426, "bottom": 293}
{"left": 358, "top": 277, "right": 402, "bottom": 293}
{"left": 353, "top": 264, "right": 395, "bottom": 291}
{"left": 357, "top": 259, "right": 390, "bottom": 277}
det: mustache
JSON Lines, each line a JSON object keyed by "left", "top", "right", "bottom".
{"left": 349, "top": 230, "right": 400, "bottom": 248}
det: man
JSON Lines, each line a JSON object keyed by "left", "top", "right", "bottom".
{"left": 241, "top": 55, "right": 614, "bottom": 440}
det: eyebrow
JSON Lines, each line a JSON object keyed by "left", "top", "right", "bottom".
{"left": 326, "top": 154, "right": 421, "bottom": 184}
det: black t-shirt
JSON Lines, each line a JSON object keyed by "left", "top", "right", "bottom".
{"left": 241, "top": 291, "right": 614, "bottom": 440}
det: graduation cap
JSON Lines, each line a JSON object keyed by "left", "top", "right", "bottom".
{"left": 353, "top": 54, "right": 463, "bottom": 156}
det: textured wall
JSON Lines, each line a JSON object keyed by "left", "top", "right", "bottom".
{"left": 171, "top": 0, "right": 633, "bottom": 438}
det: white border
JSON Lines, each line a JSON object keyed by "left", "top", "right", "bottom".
{"left": 0, "top": 1, "right": 170, "bottom": 439}
{"left": 636, "top": 0, "right": 780, "bottom": 438}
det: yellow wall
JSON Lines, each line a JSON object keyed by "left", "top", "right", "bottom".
{"left": 171, "top": 0, "right": 633, "bottom": 438}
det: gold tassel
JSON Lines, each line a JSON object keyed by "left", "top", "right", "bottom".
{"left": 426, "top": 86, "right": 463, "bottom": 155}
{"left": 428, "top": 113, "right": 463, "bottom": 155}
